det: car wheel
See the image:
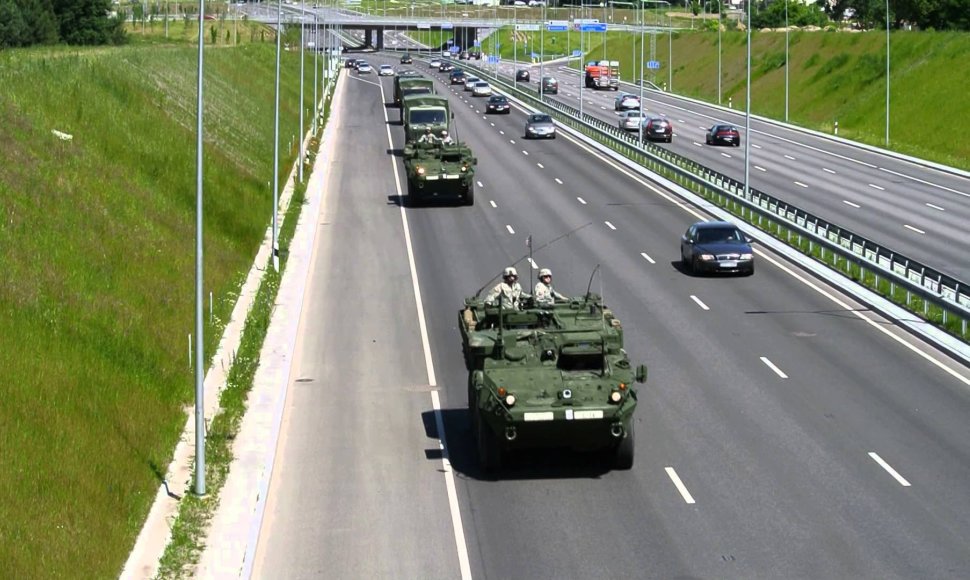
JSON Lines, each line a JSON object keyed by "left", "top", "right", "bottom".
{"left": 613, "top": 420, "right": 635, "bottom": 470}
{"left": 745, "top": 262, "right": 755, "bottom": 276}
{"left": 689, "top": 255, "right": 698, "bottom": 275}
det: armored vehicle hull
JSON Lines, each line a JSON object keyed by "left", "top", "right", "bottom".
{"left": 403, "top": 143, "right": 476, "bottom": 206}
{"left": 460, "top": 296, "right": 646, "bottom": 471}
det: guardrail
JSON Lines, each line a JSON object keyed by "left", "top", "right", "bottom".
{"left": 458, "top": 61, "right": 970, "bottom": 343}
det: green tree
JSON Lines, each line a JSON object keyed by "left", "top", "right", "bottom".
{"left": 0, "top": 0, "right": 30, "bottom": 47}
{"left": 52, "top": 0, "right": 126, "bottom": 44}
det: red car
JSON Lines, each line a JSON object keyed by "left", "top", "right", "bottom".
{"left": 644, "top": 117, "right": 673, "bottom": 143}
{"left": 706, "top": 124, "right": 741, "bottom": 146}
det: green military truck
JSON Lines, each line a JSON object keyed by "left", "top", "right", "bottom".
{"left": 393, "top": 74, "right": 435, "bottom": 110}
{"left": 459, "top": 293, "right": 647, "bottom": 470}
{"left": 401, "top": 94, "right": 450, "bottom": 141}
{"left": 400, "top": 93, "right": 476, "bottom": 206}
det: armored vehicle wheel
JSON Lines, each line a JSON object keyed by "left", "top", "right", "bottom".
{"left": 613, "top": 421, "right": 635, "bottom": 470}
{"left": 477, "top": 416, "right": 503, "bottom": 472}
{"left": 464, "top": 184, "right": 474, "bottom": 206}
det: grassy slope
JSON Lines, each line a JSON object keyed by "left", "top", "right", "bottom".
{"left": 0, "top": 24, "right": 316, "bottom": 576}
{"left": 470, "top": 28, "right": 968, "bottom": 169}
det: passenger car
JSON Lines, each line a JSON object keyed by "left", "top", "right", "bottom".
{"left": 356, "top": 62, "right": 372, "bottom": 74}
{"left": 705, "top": 124, "right": 741, "bottom": 146}
{"left": 618, "top": 110, "right": 645, "bottom": 131}
{"left": 463, "top": 76, "right": 481, "bottom": 91}
{"left": 378, "top": 64, "right": 395, "bottom": 76}
{"left": 485, "top": 95, "right": 511, "bottom": 114}
{"left": 680, "top": 221, "right": 754, "bottom": 275}
{"left": 614, "top": 93, "right": 640, "bottom": 111}
{"left": 643, "top": 116, "right": 673, "bottom": 142}
{"left": 439, "top": 62, "right": 455, "bottom": 72}
{"left": 472, "top": 81, "right": 492, "bottom": 96}
{"left": 429, "top": 58, "right": 442, "bottom": 68}
{"left": 541, "top": 76, "right": 558, "bottom": 94}
{"left": 449, "top": 70, "right": 467, "bottom": 84}
{"left": 400, "top": 54, "right": 413, "bottom": 64}
{"left": 344, "top": 57, "right": 357, "bottom": 69}
{"left": 524, "top": 113, "right": 556, "bottom": 139}
{"left": 515, "top": 69, "right": 531, "bottom": 82}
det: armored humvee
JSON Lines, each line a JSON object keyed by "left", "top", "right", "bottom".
{"left": 459, "top": 293, "right": 646, "bottom": 471}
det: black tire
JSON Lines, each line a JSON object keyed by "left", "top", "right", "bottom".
{"left": 477, "top": 416, "right": 503, "bottom": 472}
{"left": 464, "top": 184, "right": 475, "bottom": 206}
{"left": 614, "top": 421, "right": 635, "bottom": 470}
{"left": 745, "top": 262, "right": 755, "bottom": 276}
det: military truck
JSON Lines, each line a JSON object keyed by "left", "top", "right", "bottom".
{"left": 459, "top": 293, "right": 646, "bottom": 470}
{"left": 394, "top": 74, "right": 435, "bottom": 108}
{"left": 401, "top": 93, "right": 450, "bottom": 140}
{"left": 402, "top": 141, "right": 476, "bottom": 206}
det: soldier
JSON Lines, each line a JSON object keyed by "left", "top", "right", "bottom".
{"left": 485, "top": 267, "right": 531, "bottom": 310}
{"left": 417, "top": 126, "right": 440, "bottom": 145}
{"left": 440, "top": 130, "right": 454, "bottom": 145}
{"left": 534, "top": 268, "right": 567, "bottom": 307}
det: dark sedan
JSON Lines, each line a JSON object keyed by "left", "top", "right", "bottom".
{"left": 485, "top": 95, "right": 511, "bottom": 114}
{"left": 516, "top": 69, "right": 531, "bottom": 82}
{"left": 680, "top": 221, "right": 754, "bottom": 275}
{"left": 705, "top": 124, "right": 741, "bottom": 146}
{"left": 449, "top": 70, "right": 467, "bottom": 84}
{"left": 400, "top": 54, "right": 413, "bottom": 64}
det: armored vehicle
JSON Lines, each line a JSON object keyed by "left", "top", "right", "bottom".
{"left": 459, "top": 293, "right": 646, "bottom": 470}
{"left": 402, "top": 141, "right": 476, "bottom": 206}
{"left": 394, "top": 74, "right": 435, "bottom": 108}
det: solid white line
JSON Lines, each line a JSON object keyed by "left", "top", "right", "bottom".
{"left": 843, "top": 200, "right": 861, "bottom": 208}
{"left": 665, "top": 467, "right": 696, "bottom": 504}
{"left": 555, "top": 178, "right": 563, "bottom": 185}
{"left": 760, "top": 356, "right": 789, "bottom": 379}
{"left": 903, "top": 224, "right": 925, "bottom": 235}
{"left": 754, "top": 166, "right": 766, "bottom": 172}
{"left": 925, "top": 202, "right": 945, "bottom": 211}
{"left": 604, "top": 221, "right": 616, "bottom": 230}
{"left": 689, "top": 295, "right": 710, "bottom": 311}
{"left": 823, "top": 167, "right": 836, "bottom": 174}
{"left": 794, "top": 181, "right": 808, "bottom": 188}
{"left": 721, "top": 152, "right": 732, "bottom": 158}
{"left": 489, "top": 200, "right": 497, "bottom": 208}
{"left": 522, "top": 150, "right": 529, "bottom": 156}
{"left": 869, "top": 183, "right": 885, "bottom": 191}
{"left": 506, "top": 224, "right": 515, "bottom": 235}
{"left": 382, "top": 81, "right": 472, "bottom": 579}
{"left": 868, "top": 452, "right": 911, "bottom": 486}
{"left": 640, "top": 252, "right": 656, "bottom": 264}
{"left": 476, "top": 181, "right": 484, "bottom": 188}
{"left": 878, "top": 166, "right": 970, "bottom": 198}
{"left": 577, "top": 197, "right": 587, "bottom": 204}
{"left": 784, "top": 154, "right": 796, "bottom": 160}
{"left": 536, "top": 163, "right": 544, "bottom": 169}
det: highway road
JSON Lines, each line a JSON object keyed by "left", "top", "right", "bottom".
{"left": 252, "top": 55, "right": 970, "bottom": 579}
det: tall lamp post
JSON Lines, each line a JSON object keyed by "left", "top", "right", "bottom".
{"left": 784, "top": 0, "right": 789, "bottom": 122}
{"left": 885, "top": 0, "right": 890, "bottom": 146}
{"left": 192, "top": 0, "right": 206, "bottom": 498}
{"left": 299, "top": 0, "right": 306, "bottom": 184}
{"left": 743, "top": 0, "right": 751, "bottom": 198}
{"left": 272, "top": 0, "right": 282, "bottom": 272}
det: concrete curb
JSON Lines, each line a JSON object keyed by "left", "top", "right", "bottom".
{"left": 120, "top": 77, "right": 342, "bottom": 580}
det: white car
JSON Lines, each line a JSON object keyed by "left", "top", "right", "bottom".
{"left": 356, "top": 62, "right": 372, "bottom": 74}
{"left": 463, "top": 76, "right": 481, "bottom": 91}
{"left": 614, "top": 93, "right": 640, "bottom": 111}
{"left": 429, "top": 58, "right": 442, "bottom": 68}
{"left": 379, "top": 64, "right": 395, "bottom": 76}
{"left": 472, "top": 81, "right": 492, "bottom": 96}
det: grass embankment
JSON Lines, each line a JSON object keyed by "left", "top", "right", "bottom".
{"left": 0, "top": 31, "right": 321, "bottom": 576}
{"left": 462, "top": 28, "right": 968, "bottom": 169}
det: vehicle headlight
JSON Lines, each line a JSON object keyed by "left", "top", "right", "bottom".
{"left": 416, "top": 166, "right": 425, "bottom": 176}
{"left": 609, "top": 391, "right": 622, "bottom": 404}
{"left": 460, "top": 165, "right": 468, "bottom": 172}
{"left": 699, "top": 254, "right": 715, "bottom": 261}
{"left": 504, "top": 394, "right": 516, "bottom": 407}
{"left": 740, "top": 253, "right": 753, "bottom": 260}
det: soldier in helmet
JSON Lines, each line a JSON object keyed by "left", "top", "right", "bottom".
{"left": 440, "top": 130, "right": 454, "bottom": 145}
{"left": 417, "top": 126, "right": 440, "bottom": 145}
{"left": 534, "top": 268, "right": 567, "bottom": 307}
{"left": 485, "top": 267, "right": 531, "bottom": 310}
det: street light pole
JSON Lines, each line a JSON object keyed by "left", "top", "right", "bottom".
{"left": 785, "top": 0, "right": 789, "bottom": 122}
{"left": 885, "top": 0, "right": 890, "bottom": 146}
{"left": 743, "top": 0, "right": 751, "bottom": 198}
{"left": 299, "top": 0, "right": 305, "bottom": 183}
{"left": 718, "top": 2, "right": 721, "bottom": 104}
{"left": 192, "top": 0, "right": 206, "bottom": 499}
{"left": 272, "top": 0, "right": 282, "bottom": 272}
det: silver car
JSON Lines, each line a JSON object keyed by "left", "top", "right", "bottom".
{"left": 524, "top": 113, "right": 556, "bottom": 139}
{"left": 356, "top": 62, "right": 372, "bottom": 74}
{"left": 618, "top": 110, "right": 645, "bottom": 131}
{"left": 472, "top": 81, "right": 492, "bottom": 96}
{"left": 378, "top": 64, "right": 395, "bottom": 76}
{"left": 614, "top": 93, "right": 640, "bottom": 111}
{"left": 463, "top": 76, "right": 481, "bottom": 91}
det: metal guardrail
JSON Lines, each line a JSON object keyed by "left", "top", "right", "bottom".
{"left": 457, "top": 61, "right": 970, "bottom": 341}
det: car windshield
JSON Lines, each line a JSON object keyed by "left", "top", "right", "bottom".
{"left": 697, "top": 227, "right": 743, "bottom": 244}
{"left": 530, "top": 115, "right": 552, "bottom": 123}
{"left": 401, "top": 87, "right": 432, "bottom": 97}
{"left": 476, "top": 82, "right": 488, "bottom": 87}
{"left": 717, "top": 125, "right": 736, "bottom": 132}
{"left": 489, "top": 97, "right": 506, "bottom": 103}
{"left": 410, "top": 109, "right": 447, "bottom": 124}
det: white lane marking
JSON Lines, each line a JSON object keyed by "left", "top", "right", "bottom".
{"left": 665, "top": 467, "right": 696, "bottom": 504}
{"left": 640, "top": 252, "right": 656, "bottom": 264}
{"left": 868, "top": 452, "right": 912, "bottom": 486}
{"left": 823, "top": 167, "right": 836, "bottom": 174}
{"left": 755, "top": 165, "right": 767, "bottom": 172}
{"left": 868, "top": 183, "right": 885, "bottom": 191}
{"left": 527, "top": 257, "right": 538, "bottom": 269}
{"left": 380, "top": 79, "right": 472, "bottom": 580}
{"left": 693, "top": 142, "right": 704, "bottom": 147}
{"left": 499, "top": 130, "right": 505, "bottom": 135}
{"left": 760, "top": 356, "right": 789, "bottom": 379}
{"left": 878, "top": 166, "right": 970, "bottom": 198}
{"left": 489, "top": 200, "right": 497, "bottom": 208}
{"left": 697, "top": 126, "right": 706, "bottom": 130}
{"left": 843, "top": 200, "right": 861, "bottom": 208}
{"left": 794, "top": 181, "right": 808, "bottom": 188}
{"left": 904, "top": 224, "right": 925, "bottom": 235}
{"left": 476, "top": 181, "right": 484, "bottom": 188}
{"left": 537, "top": 163, "right": 544, "bottom": 169}
{"left": 604, "top": 221, "right": 616, "bottom": 230}
{"left": 690, "top": 295, "right": 710, "bottom": 311}
{"left": 752, "top": 143, "right": 762, "bottom": 149}
{"left": 577, "top": 197, "right": 587, "bottom": 205}
{"left": 522, "top": 150, "right": 529, "bottom": 156}
{"left": 678, "top": 119, "right": 685, "bottom": 123}
{"left": 925, "top": 202, "right": 945, "bottom": 211}
{"left": 784, "top": 154, "right": 796, "bottom": 160}
{"left": 721, "top": 152, "right": 732, "bottom": 158}
{"left": 490, "top": 122, "right": 495, "bottom": 127}
{"left": 600, "top": 106, "right": 607, "bottom": 110}
{"left": 506, "top": 225, "right": 515, "bottom": 235}
{"left": 555, "top": 178, "right": 563, "bottom": 185}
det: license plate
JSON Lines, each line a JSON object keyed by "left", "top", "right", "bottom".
{"left": 719, "top": 260, "right": 738, "bottom": 268}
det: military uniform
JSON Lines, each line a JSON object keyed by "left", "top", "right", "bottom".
{"left": 534, "top": 281, "right": 567, "bottom": 306}
{"left": 485, "top": 267, "right": 531, "bottom": 310}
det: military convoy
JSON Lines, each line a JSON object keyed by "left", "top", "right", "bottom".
{"left": 459, "top": 292, "right": 646, "bottom": 471}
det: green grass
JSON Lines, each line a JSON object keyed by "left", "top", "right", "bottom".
{"left": 0, "top": 37, "right": 322, "bottom": 576}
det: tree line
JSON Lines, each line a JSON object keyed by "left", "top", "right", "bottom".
{"left": 0, "top": 0, "right": 126, "bottom": 48}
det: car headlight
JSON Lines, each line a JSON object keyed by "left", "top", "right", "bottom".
{"left": 699, "top": 254, "right": 715, "bottom": 261}
{"left": 416, "top": 166, "right": 425, "bottom": 176}
{"left": 527, "top": 127, "right": 536, "bottom": 132}
{"left": 740, "top": 253, "right": 753, "bottom": 260}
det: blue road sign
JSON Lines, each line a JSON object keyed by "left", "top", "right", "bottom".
{"left": 580, "top": 23, "right": 608, "bottom": 32}
{"left": 547, "top": 25, "right": 568, "bottom": 32}
{"left": 571, "top": 49, "right": 582, "bottom": 57}
{"left": 530, "top": 52, "right": 539, "bottom": 59}
{"left": 450, "top": 45, "right": 461, "bottom": 53}
{"left": 474, "top": 40, "right": 481, "bottom": 47}
{"left": 646, "top": 60, "right": 661, "bottom": 70}
{"left": 487, "top": 55, "right": 500, "bottom": 64}
{"left": 441, "top": 23, "right": 453, "bottom": 29}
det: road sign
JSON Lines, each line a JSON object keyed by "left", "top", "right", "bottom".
{"left": 450, "top": 45, "right": 461, "bottom": 53}
{"left": 487, "top": 55, "right": 500, "bottom": 64}
{"left": 573, "top": 18, "right": 599, "bottom": 24}
{"left": 515, "top": 24, "right": 541, "bottom": 31}
{"left": 441, "top": 23, "right": 453, "bottom": 29}
{"left": 646, "top": 60, "right": 661, "bottom": 70}
{"left": 417, "top": 23, "right": 430, "bottom": 29}
{"left": 474, "top": 40, "right": 481, "bottom": 47}
{"left": 547, "top": 24, "right": 568, "bottom": 32}
{"left": 571, "top": 49, "right": 582, "bottom": 57}
{"left": 579, "top": 23, "right": 607, "bottom": 32}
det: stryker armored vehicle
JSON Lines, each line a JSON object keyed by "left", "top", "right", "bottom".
{"left": 394, "top": 74, "right": 435, "bottom": 108}
{"left": 402, "top": 141, "right": 476, "bottom": 206}
{"left": 459, "top": 292, "right": 646, "bottom": 470}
